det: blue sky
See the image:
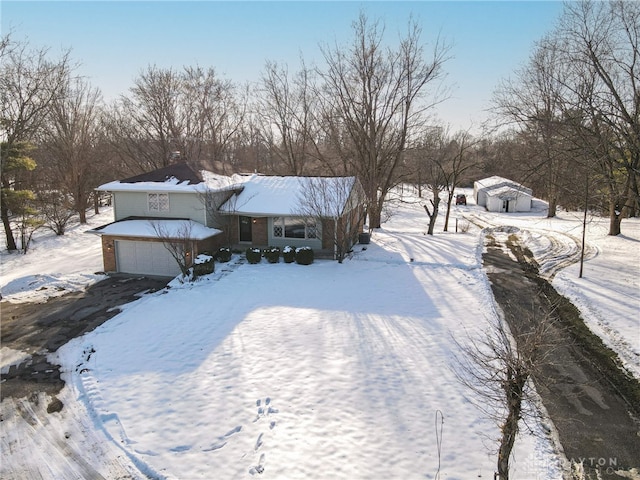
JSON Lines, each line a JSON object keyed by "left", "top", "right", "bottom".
{"left": 2, "top": 1, "right": 565, "bottom": 131}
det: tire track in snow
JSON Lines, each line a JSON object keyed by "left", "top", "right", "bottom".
{"left": 467, "top": 212, "right": 598, "bottom": 280}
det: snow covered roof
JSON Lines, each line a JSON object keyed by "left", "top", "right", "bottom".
{"left": 486, "top": 185, "right": 531, "bottom": 199}
{"left": 474, "top": 176, "right": 532, "bottom": 196}
{"left": 221, "top": 175, "right": 358, "bottom": 217}
{"left": 87, "top": 219, "right": 222, "bottom": 240}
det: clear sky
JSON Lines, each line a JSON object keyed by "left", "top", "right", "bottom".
{"left": 2, "top": 1, "right": 565, "bottom": 131}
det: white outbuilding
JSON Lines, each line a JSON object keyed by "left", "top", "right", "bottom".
{"left": 473, "top": 176, "right": 532, "bottom": 213}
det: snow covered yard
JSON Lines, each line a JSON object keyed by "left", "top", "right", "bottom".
{"left": 2, "top": 193, "right": 638, "bottom": 479}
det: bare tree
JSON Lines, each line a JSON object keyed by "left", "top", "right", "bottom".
{"left": 410, "top": 126, "right": 450, "bottom": 235}
{"left": 257, "top": 61, "right": 318, "bottom": 175}
{"left": 454, "top": 310, "right": 555, "bottom": 480}
{"left": 36, "top": 190, "right": 75, "bottom": 235}
{"left": 551, "top": 0, "right": 639, "bottom": 234}
{"left": 150, "top": 219, "right": 195, "bottom": 280}
{"left": 38, "top": 76, "right": 104, "bottom": 223}
{"left": 0, "top": 37, "right": 71, "bottom": 250}
{"left": 493, "top": 35, "right": 570, "bottom": 218}
{"left": 106, "top": 65, "right": 246, "bottom": 174}
{"left": 317, "top": 13, "right": 450, "bottom": 229}
{"left": 296, "top": 176, "right": 365, "bottom": 263}
{"left": 441, "top": 129, "right": 479, "bottom": 231}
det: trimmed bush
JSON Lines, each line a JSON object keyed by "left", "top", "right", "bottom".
{"left": 295, "top": 246, "right": 314, "bottom": 265}
{"left": 215, "top": 247, "right": 232, "bottom": 263}
{"left": 246, "top": 247, "right": 262, "bottom": 264}
{"left": 192, "top": 253, "right": 215, "bottom": 278}
{"left": 282, "top": 246, "right": 296, "bottom": 264}
{"left": 263, "top": 246, "right": 281, "bottom": 264}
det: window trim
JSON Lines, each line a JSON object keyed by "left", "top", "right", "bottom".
{"left": 148, "top": 192, "right": 170, "bottom": 212}
{"left": 272, "top": 216, "right": 319, "bottom": 240}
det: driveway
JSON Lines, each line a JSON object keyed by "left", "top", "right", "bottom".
{"left": 483, "top": 234, "right": 640, "bottom": 479}
{"left": 1, "top": 275, "right": 169, "bottom": 401}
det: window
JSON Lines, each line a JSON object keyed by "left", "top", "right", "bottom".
{"left": 148, "top": 193, "right": 169, "bottom": 212}
{"left": 272, "top": 217, "right": 319, "bottom": 239}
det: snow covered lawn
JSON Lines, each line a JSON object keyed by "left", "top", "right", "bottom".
{"left": 2, "top": 193, "right": 638, "bottom": 479}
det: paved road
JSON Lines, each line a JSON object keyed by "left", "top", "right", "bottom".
{"left": 1, "top": 275, "right": 169, "bottom": 401}
{"left": 483, "top": 238, "right": 640, "bottom": 479}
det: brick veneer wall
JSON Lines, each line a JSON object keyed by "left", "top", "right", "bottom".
{"left": 99, "top": 234, "right": 225, "bottom": 273}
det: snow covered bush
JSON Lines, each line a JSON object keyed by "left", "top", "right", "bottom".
{"left": 282, "top": 245, "right": 295, "bottom": 263}
{"left": 295, "top": 246, "right": 314, "bottom": 265}
{"left": 215, "top": 247, "right": 231, "bottom": 263}
{"left": 246, "top": 247, "right": 262, "bottom": 264}
{"left": 192, "top": 253, "right": 214, "bottom": 279}
{"left": 263, "top": 246, "right": 281, "bottom": 263}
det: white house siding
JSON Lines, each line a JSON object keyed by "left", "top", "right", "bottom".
{"left": 486, "top": 191, "right": 532, "bottom": 213}
{"left": 113, "top": 191, "right": 206, "bottom": 223}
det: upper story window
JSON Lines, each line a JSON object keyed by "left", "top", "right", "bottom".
{"left": 148, "top": 193, "right": 169, "bottom": 212}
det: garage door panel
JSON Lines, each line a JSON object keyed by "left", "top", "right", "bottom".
{"left": 116, "top": 240, "right": 181, "bottom": 277}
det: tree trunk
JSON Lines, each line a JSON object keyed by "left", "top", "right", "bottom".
{"left": 497, "top": 378, "right": 525, "bottom": 480}
{"left": 368, "top": 208, "right": 381, "bottom": 229}
{"left": 443, "top": 191, "right": 454, "bottom": 232}
{"left": 1, "top": 190, "right": 17, "bottom": 251}
{"left": 424, "top": 194, "right": 441, "bottom": 235}
{"left": 609, "top": 203, "right": 622, "bottom": 236}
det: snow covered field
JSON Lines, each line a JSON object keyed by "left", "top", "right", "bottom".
{"left": 1, "top": 190, "right": 638, "bottom": 479}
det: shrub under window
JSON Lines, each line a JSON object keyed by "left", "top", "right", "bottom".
{"left": 283, "top": 246, "right": 296, "bottom": 263}
{"left": 246, "top": 247, "right": 262, "bottom": 264}
{"left": 295, "top": 246, "right": 314, "bottom": 265}
{"left": 263, "top": 246, "right": 281, "bottom": 263}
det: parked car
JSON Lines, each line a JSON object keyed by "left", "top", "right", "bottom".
{"left": 456, "top": 194, "right": 467, "bottom": 205}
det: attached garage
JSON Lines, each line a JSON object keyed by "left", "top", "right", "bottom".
{"left": 116, "top": 240, "right": 180, "bottom": 277}
{"left": 88, "top": 218, "right": 223, "bottom": 277}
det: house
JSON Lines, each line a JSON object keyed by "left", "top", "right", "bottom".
{"left": 88, "top": 163, "right": 234, "bottom": 277}
{"left": 89, "top": 163, "right": 365, "bottom": 276}
{"left": 473, "top": 176, "right": 532, "bottom": 213}
{"left": 219, "top": 174, "right": 365, "bottom": 259}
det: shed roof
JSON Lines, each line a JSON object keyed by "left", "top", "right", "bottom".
{"left": 475, "top": 176, "right": 532, "bottom": 196}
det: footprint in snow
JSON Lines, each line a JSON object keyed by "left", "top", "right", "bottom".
{"left": 249, "top": 454, "right": 266, "bottom": 475}
{"left": 224, "top": 425, "right": 242, "bottom": 437}
{"left": 255, "top": 433, "right": 264, "bottom": 451}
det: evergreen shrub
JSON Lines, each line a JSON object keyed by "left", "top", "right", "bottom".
{"left": 215, "top": 247, "right": 232, "bottom": 263}
{"left": 192, "top": 253, "right": 215, "bottom": 278}
{"left": 282, "top": 246, "right": 296, "bottom": 263}
{"left": 246, "top": 247, "right": 262, "bottom": 264}
{"left": 295, "top": 246, "right": 314, "bottom": 265}
{"left": 263, "top": 246, "right": 281, "bottom": 263}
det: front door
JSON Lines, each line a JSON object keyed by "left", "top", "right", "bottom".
{"left": 239, "top": 216, "right": 253, "bottom": 242}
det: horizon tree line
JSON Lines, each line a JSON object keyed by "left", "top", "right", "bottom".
{"left": 1, "top": 2, "right": 638, "bottom": 253}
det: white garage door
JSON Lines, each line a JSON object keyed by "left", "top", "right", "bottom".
{"left": 116, "top": 240, "right": 181, "bottom": 277}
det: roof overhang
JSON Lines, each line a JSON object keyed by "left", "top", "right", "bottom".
{"left": 87, "top": 218, "right": 222, "bottom": 241}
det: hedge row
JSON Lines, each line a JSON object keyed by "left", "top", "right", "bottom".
{"left": 245, "top": 246, "right": 314, "bottom": 265}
